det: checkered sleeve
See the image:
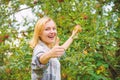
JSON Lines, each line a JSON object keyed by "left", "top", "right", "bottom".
{"left": 32, "top": 45, "right": 46, "bottom": 69}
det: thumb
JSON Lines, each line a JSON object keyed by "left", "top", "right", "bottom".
{"left": 55, "top": 37, "right": 60, "bottom": 46}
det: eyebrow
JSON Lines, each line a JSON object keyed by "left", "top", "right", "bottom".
{"left": 45, "top": 26, "right": 56, "bottom": 28}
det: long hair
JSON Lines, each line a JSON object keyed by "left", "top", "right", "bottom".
{"left": 29, "top": 16, "right": 56, "bottom": 49}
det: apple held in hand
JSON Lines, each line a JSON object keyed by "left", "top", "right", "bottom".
{"left": 73, "top": 25, "right": 82, "bottom": 33}
{"left": 71, "top": 25, "right": 82, "bottom": 39}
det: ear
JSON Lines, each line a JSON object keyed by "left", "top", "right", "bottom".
{"left": 39, "top": 32, "right": 42, "bottom": 37}
{"left": 39, "top": 34, "right": 41, "bottom": 40}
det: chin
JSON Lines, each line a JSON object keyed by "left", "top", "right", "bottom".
{"left": 50, "top": 41, "right": 55, "bottom": 43}
{"left": 46, "top": 40, "right": 54, "bottom": 43}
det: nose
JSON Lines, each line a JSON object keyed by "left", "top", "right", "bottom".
{"left": 50, "top": 29, "right": 55, "bottom": 33}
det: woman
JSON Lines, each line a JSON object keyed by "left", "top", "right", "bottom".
{"left": 29, "top": 16, "right": 81, "bottom": 80}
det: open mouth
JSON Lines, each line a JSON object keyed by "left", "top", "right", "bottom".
{"left": 48, "top": 36, "right": 55, "bottom": 40}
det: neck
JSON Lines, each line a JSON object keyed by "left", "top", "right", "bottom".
{"left": 45, "top": 42, "right": 54, "bottom": 49}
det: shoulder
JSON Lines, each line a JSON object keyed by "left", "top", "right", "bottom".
{"left": 33, "top": 43, "right": 44, "bottom": 55}
{"left": 34, "top": 43, "right": 43, "bottom": 50}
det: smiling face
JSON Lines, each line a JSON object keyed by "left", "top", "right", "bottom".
{"left": 39, "top": 20, "right": 57, "bottom": 46}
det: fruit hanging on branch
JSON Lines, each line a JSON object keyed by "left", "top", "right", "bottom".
{"left": 58, "top": 0, "right": 64, "bottom": 3}
{"left": 34, "top": 0, "right": 38, "bottom": 4}
{"left": 4, "top": 34, "right": 9, "bottom": 39}
{"left": 83, "top": 15, "right": 88, "bottom": 20}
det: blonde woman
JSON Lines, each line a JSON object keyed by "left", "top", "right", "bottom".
{"left": 30, "top": 16, "right": 81, "bottom": 80}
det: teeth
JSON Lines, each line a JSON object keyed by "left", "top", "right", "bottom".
{"left": 48, "top": 36, "right": 54, "bottom": 38}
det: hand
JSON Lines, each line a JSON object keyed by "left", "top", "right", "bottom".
{"left": 49, "top": 46, "right": 65, "bottom": 58}
{"left": 71, "top": 25, "right": 82, "bottom": 38}
{"left": 49, "top": 37, "right": 65, "bottom": 58}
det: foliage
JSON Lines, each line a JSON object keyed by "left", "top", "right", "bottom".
{"left": 0, "top": 0, "right": 120, "bottom": 80}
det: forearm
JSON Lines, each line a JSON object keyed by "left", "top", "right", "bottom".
{"left": 39, "top": 51, "right": 51, "bottom": 64}
{"left": 39, "top": 46, "right": 65, "bottom": 64}
{"left": 61, "top": 36, "right": 74, "bottom": 50}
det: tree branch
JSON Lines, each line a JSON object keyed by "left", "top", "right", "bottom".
{"left": 11, "top": 6, "right": 32, "bottom": 15}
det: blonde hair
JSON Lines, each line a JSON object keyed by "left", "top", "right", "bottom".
{"left": 29, "top": 16, "right": 56, "bottom": 48}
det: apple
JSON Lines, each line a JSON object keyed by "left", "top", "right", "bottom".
{"left": 73, "top": 25, "right": 82, "bottom": 33}
{"left": 58, "top": 0, "right": 64, "bottom": 3}
{"left": 34, "top": 0, "right": 38, "bottom": 4}
{"left": 4, "top": 34, "right": 9, "bottom": 39}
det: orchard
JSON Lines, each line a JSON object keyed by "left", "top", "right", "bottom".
{"left": 0, "top": 0, "right": 120, "bottom": 80}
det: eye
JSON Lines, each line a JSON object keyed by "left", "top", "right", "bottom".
{"left": 53, "top": 27, "right": 56, "bottom": 30}
{"left": 45, "top": 28, "right": 49, "bottom": 31}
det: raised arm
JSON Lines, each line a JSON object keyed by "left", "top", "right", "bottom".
{"left": 61, "top": 25, "right": 82, "bottom": 50}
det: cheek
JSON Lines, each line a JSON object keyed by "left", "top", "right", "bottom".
{"left": 55, "top": 30, "right": 57, "bottom": 35}
{"left": 42, "top": 31, "right": 48, "bottom": 36}
{"left": 39, "top": 32, "right": 46, "bottom": 39}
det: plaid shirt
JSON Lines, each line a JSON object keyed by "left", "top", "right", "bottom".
{"left": 31, "top": 41, "right": 61, "bottom": 80}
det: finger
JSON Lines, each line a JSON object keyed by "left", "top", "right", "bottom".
{"left": 55, "top": 46, "right": 64, "bottom": 49}
{"left": 52, "top": 54, "right": 61, "bottom": 58}
{"left": 55, "top": 37, "right": 60, "bottom": 46}
{"left": 56, "top": 46, "right": 65, "bottom": 50}
{"left": 55, "top": 54, "right": 63, "bottom": 57}
{"left": 57, "top": 51, "right": 64, "bottom": 54}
